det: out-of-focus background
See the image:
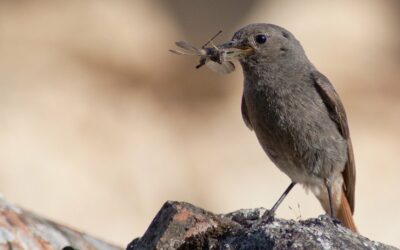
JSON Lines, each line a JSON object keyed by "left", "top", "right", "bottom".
{"left": 0, "top": 0, "right": 399, "bottom": 247}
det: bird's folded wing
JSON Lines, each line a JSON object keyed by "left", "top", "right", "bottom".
{"left": 312, "top": 71, "right": 356, "bottom": 213}
{"left": 241, "top": 94, "right": 253, "bottom": 131}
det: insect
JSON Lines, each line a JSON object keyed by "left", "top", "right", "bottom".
{"left": 169, "top": 30, "right": 235, "bottom": 74}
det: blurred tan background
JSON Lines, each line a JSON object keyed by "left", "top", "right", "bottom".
{"left": 0, "top": 0, "right": 399, "bottom": 248}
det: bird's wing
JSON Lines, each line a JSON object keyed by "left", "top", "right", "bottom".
{"left": 241, "top": 94, "right": 253, "bottom": 130}
{"left": 312, "top": 71, "right": 355, "bottom": 213}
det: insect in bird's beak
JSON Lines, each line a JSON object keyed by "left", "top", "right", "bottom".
{"left": 169, "top": 30, "right": 236, "bottom": 74}
{"left": 217, "top": 39, "right": 254, "bottom": 61}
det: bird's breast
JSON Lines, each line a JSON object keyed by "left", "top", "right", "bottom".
{"left": 243, "top": 77, "right": 347, "bottom": 181}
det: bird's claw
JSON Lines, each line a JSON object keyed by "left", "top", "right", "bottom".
{"left": 261, "top": 210, "right": 275, "bottom": 223}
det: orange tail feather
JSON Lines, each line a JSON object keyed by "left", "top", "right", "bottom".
{"left": 337, "top": 191, "right": 357, "bottom": 233}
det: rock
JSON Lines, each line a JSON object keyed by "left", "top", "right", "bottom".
{"left": 0, "top": 195, "right": 121, "bottom": 250}
{"left": 127, "top": 201, "right": 397, "bottom": 250}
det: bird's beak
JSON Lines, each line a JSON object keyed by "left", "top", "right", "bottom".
{"left": 218, "top": 40, "right": 254, "bottom": 60}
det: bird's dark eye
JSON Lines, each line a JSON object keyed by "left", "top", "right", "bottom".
{"left": 255, "top": 34, "right": 267, "bottom": 44}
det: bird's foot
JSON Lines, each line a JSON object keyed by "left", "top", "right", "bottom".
{"left": 328, "top": 214, "right": 341, "bottom": 225}
{"left": 261, "top": 210, "right": 275, "bottom": 223}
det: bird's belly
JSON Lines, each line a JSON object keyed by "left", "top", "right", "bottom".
{"left": 258, "top": 133, "right": 318, "bottom": 185}
{"left": 265, "top": 148, "right": 322, "bottom": 187}
{"left": 244, "top": 87, "right": 347, "bottom": 184}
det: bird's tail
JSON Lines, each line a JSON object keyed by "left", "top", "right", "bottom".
{"left": 336, "top": 191, "right": 357, "bottom": 233}
{"left": 315, "top": 187, "right": 357, "bottom": 233}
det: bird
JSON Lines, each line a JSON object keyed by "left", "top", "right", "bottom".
{"left": 220, "top": 23, "right": 357, "bottom": 232}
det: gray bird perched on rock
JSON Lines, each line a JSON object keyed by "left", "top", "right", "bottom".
{"left": 220, "top": 23, "right": 357, "bottom": 232}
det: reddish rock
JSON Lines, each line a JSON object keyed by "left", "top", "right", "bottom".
{"left": 127, "top": 201, "right": 397, "bottom": 250}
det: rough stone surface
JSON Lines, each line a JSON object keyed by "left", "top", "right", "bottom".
{"left": 0, "top": 195, "right": 121, "bottom": 250}
{"left": 127, "top": 201, "right": 398, "bottom": 250}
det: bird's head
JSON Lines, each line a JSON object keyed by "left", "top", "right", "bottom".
{"left": 220, "top": 23, "right": 306, "bottom": 71}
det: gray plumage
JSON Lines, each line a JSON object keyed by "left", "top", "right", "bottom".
{"left": 227, "top": 23, "right": 355, "bottom": 215}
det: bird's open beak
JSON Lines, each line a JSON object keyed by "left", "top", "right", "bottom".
{"left": 218, "top": 40, "right": 254, "bottom": 60}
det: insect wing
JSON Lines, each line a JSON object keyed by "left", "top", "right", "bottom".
{"left": 175, "top": 41, "right": 203, "bottom": 55}
{"left": 169, "top": 49, "right": 188, "bottom": 55}
{"left": 206, "top": 60, "right": 235, "bottom": 74}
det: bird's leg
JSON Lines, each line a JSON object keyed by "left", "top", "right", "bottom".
{"left": 262, "top": 182, "right": 296, "bottom": 221}
{"left": 325, "top": 179, "right": 335, "bottom": 217}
